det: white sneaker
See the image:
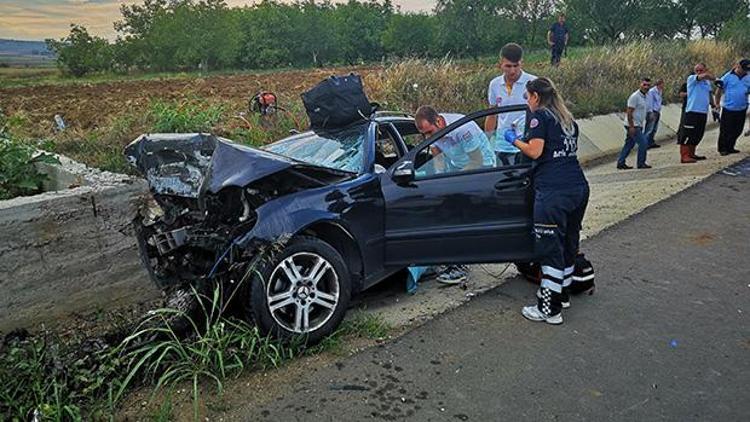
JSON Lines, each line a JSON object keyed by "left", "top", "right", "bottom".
{"left": 536, "top": 288, "right": 570, "bottom": 309}
{"left": 521, "top": 305, "right": 563, "bottom": 325}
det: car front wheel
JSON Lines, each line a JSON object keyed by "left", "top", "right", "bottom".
{"left": 248, "top": 236, "right": 351, "bottom": 344}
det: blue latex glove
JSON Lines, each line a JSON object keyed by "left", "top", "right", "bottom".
{"left": 503, "top": 128, "right": 520, "bottom": 145}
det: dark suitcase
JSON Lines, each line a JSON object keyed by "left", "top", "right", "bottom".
{"left": 302, "top": 73, "right": 373, "bottom": 130}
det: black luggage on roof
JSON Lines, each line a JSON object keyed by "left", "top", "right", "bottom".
{"left": 302, "top": 73, "right": 374, "bottom": 130}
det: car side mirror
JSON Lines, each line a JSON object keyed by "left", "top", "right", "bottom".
{"left": 392, "top": 160, "right": 415, "bottom": 184}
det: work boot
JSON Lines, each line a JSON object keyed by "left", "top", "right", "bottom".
{"left": 522, "top": 287, "right": 563, "bottom": 324}
{"left": 680, "top": 145, "right": 696, "bottom": 163}
{"left": 689, "top": 145, "right": 706, "bottom": 160}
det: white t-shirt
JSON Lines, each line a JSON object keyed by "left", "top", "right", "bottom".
{"left": 624, "top": 90, "right": 648, "bottom": 127}
{"left": 487, "top": 71, "right": 537, "bottom": 153}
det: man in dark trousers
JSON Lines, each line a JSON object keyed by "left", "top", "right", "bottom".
{"left": 547, "top": 13, "right": 569, "bottom": 67}
{"left": 715, "top": 59, "right": 750, "bottom": 155}
{"left": 678, "top": 63, "right": 716, "bottom": 163}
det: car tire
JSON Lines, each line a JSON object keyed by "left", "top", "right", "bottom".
{"left": 247, "top": 236, "right": 351, "bottom": 344}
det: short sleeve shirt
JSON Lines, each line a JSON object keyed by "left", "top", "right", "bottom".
{"left": 646, "top": 86, "right": 662, "bottom": 113}
{"left": 525, "top": 108, "right": 586, "bottom": 190}
{"left": 719, "top": 71, "right": 750, "bottom": 111}
{"left": 686, "top": 74, "right": 712, "bottom": 114}
{"left": 487, "top": 71, "right": 537, "bottom": 153}
{"left": 625, "top": 90, "right": 648, "bottom": 127}
{"left": 550, "top": 22, "right": 569, "bottom": 44}
{"left": 434, "top": 113, "right": 496, "bottom": 170}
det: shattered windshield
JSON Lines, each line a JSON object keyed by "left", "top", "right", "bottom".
{"left": 263, "top": 124, "right": 367, "bottom": 173}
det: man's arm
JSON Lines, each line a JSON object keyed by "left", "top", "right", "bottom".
{"left": 547, "top": 29, "right": 554, "bottom": 46}
{"left": 430, "top": 145, "right": 445, "bottom": 173}
{"left": 696, "top": 72, "right": 715, "bottom": 81}
{"left": 626, "top": 107, "right": 636, "bottom": 136}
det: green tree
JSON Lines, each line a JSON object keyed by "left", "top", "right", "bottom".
{"left": 46, "top": 24, "right": 112, "bottom": 77}
{"left": 563, "top": 0, "right": 643, "bottom": 42}
{"left": 332, "top": 0, "right": 393, "bottom": 64}
{"left": 382, "top": 13, "right": 437, "bottom": 57}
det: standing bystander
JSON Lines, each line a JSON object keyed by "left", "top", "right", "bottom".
{"left": 715, "top": 59, "right": 750, "bottom": 155}
{"left": 485, "top": 43, "right": 537, "bottom": 166}
{"left": 547, "top": 13, "right": 569, "bottom": 67}
{"left": 678, "top": 63, "right": 716, "bottom": 163}
{"left": 644, "top": 79, "right": 664, "bottom": 149}
{"left": 617, "top": 78, "right": 652, "bottom": 170}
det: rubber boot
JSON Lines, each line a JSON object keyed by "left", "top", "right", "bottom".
{"left": 680, "top": 145, "right": 696, "bottom": 163}
{"left": 690, "top": 145, "right": 706, "bottom": 160}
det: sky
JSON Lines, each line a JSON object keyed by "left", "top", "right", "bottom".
{"left": 0, "top": 0, "right": 435, "bottom": 41}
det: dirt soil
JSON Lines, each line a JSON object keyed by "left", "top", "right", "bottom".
{"left": 0, "top": 65, "right": 379, "bottom": 133}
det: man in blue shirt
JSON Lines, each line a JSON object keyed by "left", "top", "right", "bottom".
{"left": 547, "top": 13, "right": 569, "bottom": 67}
{"left": 714, "top": 59, "right": 750, "bottom": 155}
{"left": 677, "top": 63, "right": 716, "bottom": 163}
{"left": 644, "top": 79, "right": 664, "bottom": 149}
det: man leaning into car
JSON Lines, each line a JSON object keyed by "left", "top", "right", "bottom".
{"left": 413, "top": 105, "right": 495, "bottom": 285}
{"left": 414, "top": 105, "right": 496, "bottom": 173}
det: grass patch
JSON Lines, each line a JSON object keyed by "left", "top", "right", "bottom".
{"left": 0, "top": 280, "right": 392, "bottom": 420}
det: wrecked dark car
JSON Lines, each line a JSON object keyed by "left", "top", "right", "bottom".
{"left": 125, "top": 106, "right": 537, "bottom": 343}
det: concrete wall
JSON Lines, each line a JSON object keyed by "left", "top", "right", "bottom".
{"left": 0, "top": 155, "right": 158, "bottom": 332}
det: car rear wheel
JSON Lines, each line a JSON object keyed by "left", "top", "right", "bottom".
{"left": 248, "top": 236, "right": 351, "bottom": 344}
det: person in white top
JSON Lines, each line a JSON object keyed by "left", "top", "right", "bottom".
{"left": 616, "top": 77, "right": 652, "bottom": 170}
{"left": 485, "top": 43, "right": 537, "bottom": 166}
{"left": 644, "top": 79, "right": 664, "bottom": 149}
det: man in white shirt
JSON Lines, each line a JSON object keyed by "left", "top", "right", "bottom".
{"left": 485, "top": 43, "right": 537, "bottom": 166}
{"left": 644, "top": 79, "right": 664, "bottom": 149}
{"left": 617, "top": 78, "right": 652, "bottom": 170}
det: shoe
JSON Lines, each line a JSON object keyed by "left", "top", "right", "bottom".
{"left": 436, "top": 265, "right": 467, "bottom": 285}
{"left": 692, "top": 155, "right": 707, "bottom": 160}
{"left": 744, "top": 130, "right": 750, "bottom": 137}
{"left": 637, "top": 164, "right": 652, "bottom": 169}
{"left": 728, "top": 149, "right": 740, "bottom": 154}
{"left": 719, "top": 151, "right": 731, "bottom": 156}
{"left": 537, "top": 288, "right": 570, "bottom": 309}
{"left": 522, "top": 305, "right": 563, "bottom": 324}
{"left": 647, "top": 144, "right": 661, "bottom": 149}
{"left": 616, "top": 163, "right": 633, "bottom": 170}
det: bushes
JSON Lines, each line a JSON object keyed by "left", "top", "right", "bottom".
{"left": 0, "top": 137, "right": 59, "bottom": 200}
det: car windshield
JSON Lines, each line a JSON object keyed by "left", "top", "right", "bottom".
{"left": 263, "top": 124, "right": 367, "bottom": 173}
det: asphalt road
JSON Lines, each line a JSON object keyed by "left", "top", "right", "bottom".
{"left": 237, "top": 160, "right": 750, "bottom": 421}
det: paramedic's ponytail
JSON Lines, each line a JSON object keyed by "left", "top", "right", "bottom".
{"left": 526, "top": 78, "right": 575, "bottom": 133}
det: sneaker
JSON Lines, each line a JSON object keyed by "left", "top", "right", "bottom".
{"left": 436, "top": 265, "right": 467, "bottom": 285}
{"left": 521, "top": 305, "right": 563, "bottom": 325}
{"left": 537, "top": 288, "right": 570, "bottom": 309}
{"left": 616, "top": 163, "right": 633, "bottom": 170}
{"left": 692, "top": 155, "right": 707, "bottom": 160}
{"left": 647, "top": 144, "right": 661, "bottom": 149}
{"left": 637, "top": 164, "right": 652, "bottom": 169}
{"left": 728, "top": 149, "right": 741, "bottom": 154}
{"left": 720, "top": 151, "right": 731, "bottom": 156}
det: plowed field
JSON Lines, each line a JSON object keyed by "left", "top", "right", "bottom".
{"left": 0, "top": 65, "right": 378, "bottom": 134}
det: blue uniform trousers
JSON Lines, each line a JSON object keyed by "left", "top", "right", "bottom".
{"left": 533, "top": 185, "right": 590, "bottom": 314}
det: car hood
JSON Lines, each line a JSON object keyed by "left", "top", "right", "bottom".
{"left": 125, "top": 133, "right": 352, "bottom": 198}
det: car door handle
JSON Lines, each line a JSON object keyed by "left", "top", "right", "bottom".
{"left": 494, "top": 177, "right": 530, "bottom": 190}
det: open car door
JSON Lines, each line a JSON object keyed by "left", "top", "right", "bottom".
{"left": 382, "top": 106, "right": 535, "bottom": 266}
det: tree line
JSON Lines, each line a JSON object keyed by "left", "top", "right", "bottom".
{"left": 46, "top": 0, "right": 750, "bottom": 77}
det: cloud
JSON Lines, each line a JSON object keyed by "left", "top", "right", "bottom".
{"left": 0, "top": 0, "right": 435, "bottom": 41}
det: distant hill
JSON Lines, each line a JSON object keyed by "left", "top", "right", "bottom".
{"left": 0, "top": 39, "right": 53, "bottom": 57}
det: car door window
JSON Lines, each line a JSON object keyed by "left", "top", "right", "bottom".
{"left": 375, "top": 125, "right": 400, "bottom": 170}
{"left": 413, "top": 111, "right": 531, "bottom": 179}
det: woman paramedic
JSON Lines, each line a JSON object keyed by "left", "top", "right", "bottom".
{"left": 503, "top": 77, "right": 591, "bottom": 325}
